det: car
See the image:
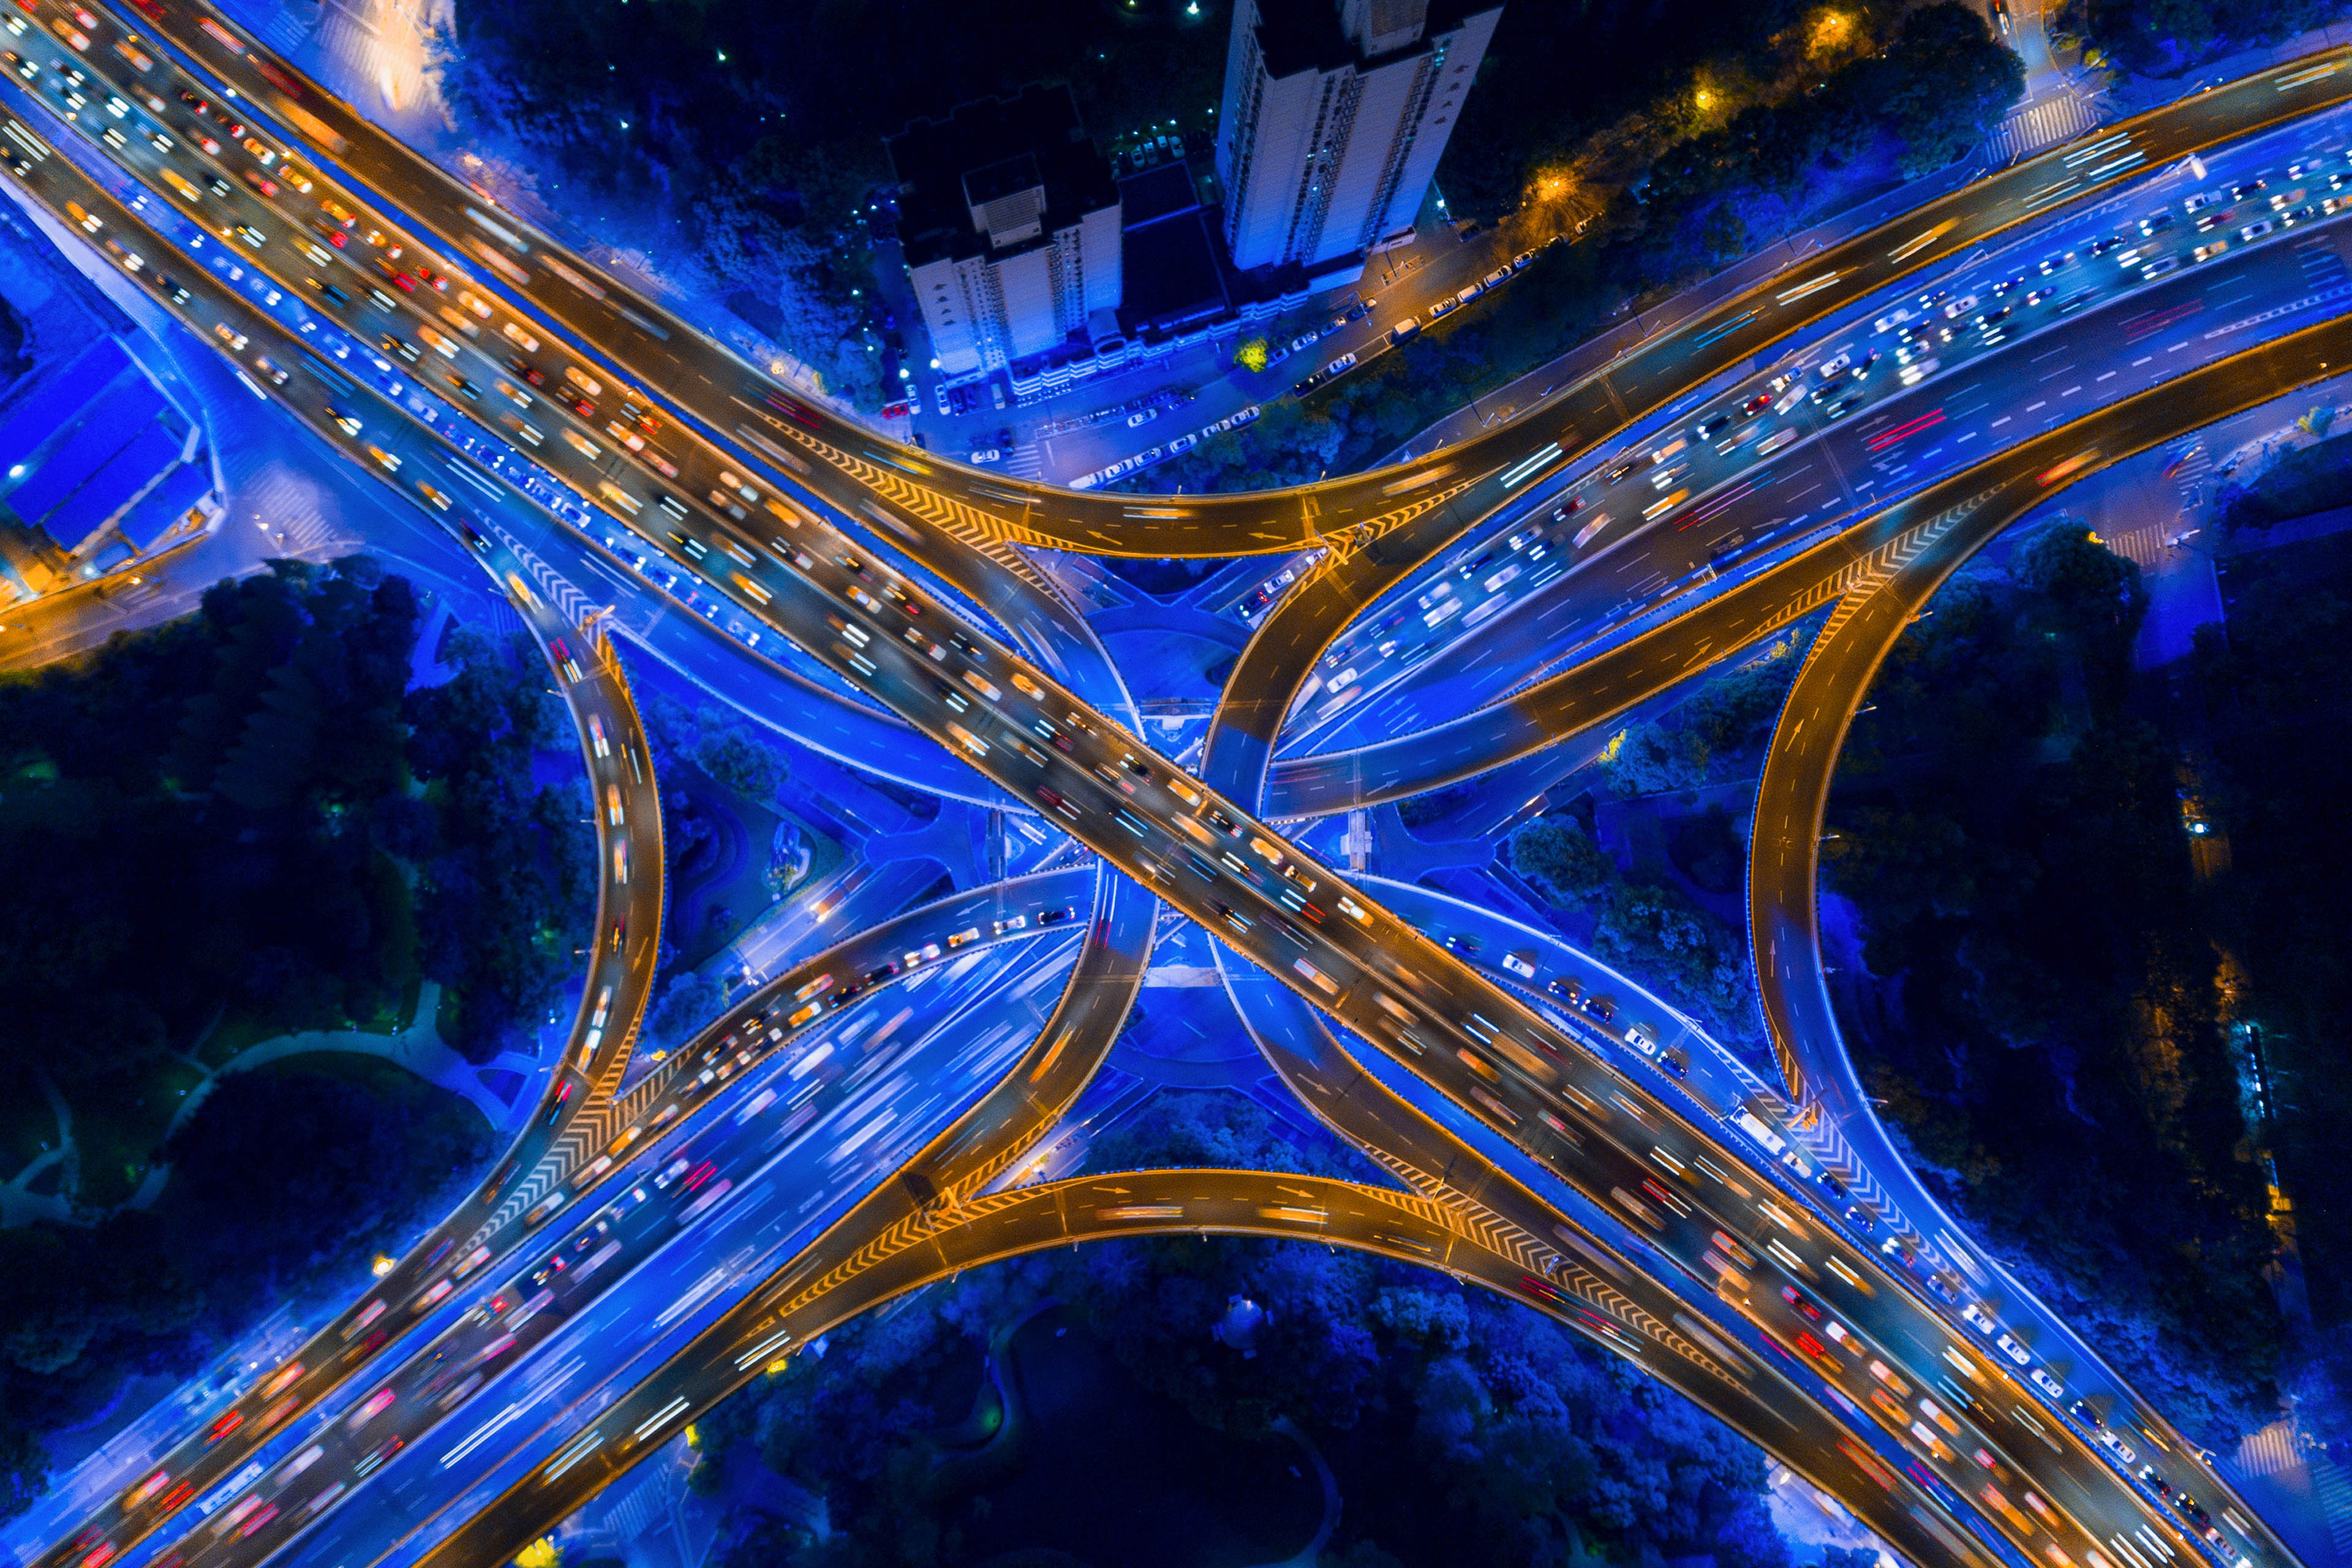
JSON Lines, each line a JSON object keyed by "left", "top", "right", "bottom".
{"left": 1168, "top": 431, "right": 1199, "bottom": 454}
{"left": 1695, "top": 411, "right": 1734, "bottom": 440}
{"left": 1994, "top": 1332, "right": 2032, "bottom": 1366}
{"left": 1482, "top": 266, "right": 1509, "bottom": 288}
{"left": 967, "top": 448, "right": 1001, "bottom": 465}
{"left": 2231, "top": 178, "right": 2268, "bottom": 199}
{"left": 1740, "top": 391, "right": 1774, "bottom": 416}
{"left": 2136, "top": 1464, "right": 2168, "bottom": 1492}
{"left": 1288, "top": 331, "right": 1319, "bottom": 353}
{"left": 1841, "top": 1202, "right": 1875, "bottom": 1234}
{"left": 1781, "top": 1284, "right": 1825, "bottom": 1322}
{"left": 2030, "top": 1366, "right": 2065, "bottom": 1400}
{"left": 2070, "top": 1398, "right": 2105, "bottom": 1428}
{"left": 1430, "top": 297, "right": 1458, "bottom": 319}
{"left": 1126, "top": 408, "right": 1158, "bottom": 428}
{"left": 1961, "top": 1302, "right": 1997, "bottom": 1334}
{"left": 2141, "top": 256, "right": 2180, "bottom": 281}
{"left": 1323, "top": 352, "right": 1357, "bottom": 376}
{"left": 2139, "top": 210, "right": 2177, "bottom": 236}
{"left": 2241, "top": 219, "right": 2276, "bottom": 241}
{"left": 328, "top": 409, "right": 363, "bottom": 437}
{"left": 2095, "top": 1428, "right": 2136, "bottom": 1464}
{"left": 2038, "top": 250, "right": 2076, "bottom": 274}
{"left": 2183, "top": 191, "right": 2217, "bottom": 213}
{"left": 2193, "top": 241, "right": 2229, "bottom": 263}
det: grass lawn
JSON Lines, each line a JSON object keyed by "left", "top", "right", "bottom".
{"left": 0, "top": 1080, "right": 61, "bottom": 1177}
{"left": 73, "top": 1058, "right": 208, "bottom": 1209}
{"left": 669, "top": 797, "right": 846, "bottom": 973}
{"left": 195, "top": 1011, "right": 282, "bottom": 1071}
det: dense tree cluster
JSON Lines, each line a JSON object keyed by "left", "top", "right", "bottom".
{"left": 1603, "top": 645, "right": 1805, "bottom": 799}
{"left": 1627, "top": 6, "right": 2026, "bottom": 270}
{"left": 690, "top": 1093, "right": 1791, "bottom": 1568}
{"left": 2188, "top": 538, "right": 2352, "bottom": 1444}
{"left": 0, "top": 562, "right": 592, "bottom": 1074}
{"left": 1823, "top": 522, "right": 2280, "bottom": 1431}
{"left": 1510, "top": 812, "right": 1754, "bottom": 1035}
{"left": 2073, "top": 0, "right": 2338, "bottom": 75}
{"left": 403, "top": 626, "right": 598, "bottom": 1059}
{"left": 0, "top": 562, "right": 592, "bottom": 1513}
{"left": 0, "top": 560, "right": 418, "bottom": 1095}
{"left": 0, "top": 1064, "right": 492, "bottom": 1518}
{"left": 2216, "top": 423, "right": 2352, "bottom": 532}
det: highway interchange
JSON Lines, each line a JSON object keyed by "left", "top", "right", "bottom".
{"left": 6, "top": 7, "right": 2348, "bottom": 1568}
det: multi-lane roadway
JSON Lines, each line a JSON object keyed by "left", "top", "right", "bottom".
{"left": 10, "top": 8, "right": 2350, "bottom": 1568}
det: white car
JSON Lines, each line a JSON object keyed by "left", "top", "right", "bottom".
{"left": 1995, "top": 1332, "right": 2032, "bottom": 1366}
{"left": 2097, "top": 1429, "right": 2137, "bottom": 1464}
{"left": 1126, "top": 408, "right": 1159, "bottom": 428}
{"left": 1168, "top": 432, "right": 1199, "bottom": 454}
{"left": 2031, "top": 1367, "right": 2067, "bottom": 1401}
{"left": 1962, "top": 1303, "right": 1997, "bottom": 1334}
{"left": 967, "top": 448, "right": 1002, "bottom": 465}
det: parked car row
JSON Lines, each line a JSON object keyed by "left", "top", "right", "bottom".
{"left": 1069, "top": 405, "right": 1260, "bottom": 489}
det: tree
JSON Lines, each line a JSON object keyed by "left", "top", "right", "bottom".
{"left": 695, "top": 726, "right": 788, "bottom": 804}
{"left": 647, "top": 968, "right": 730, "bottom": 1051}
{"left": 1512, "top": 816, "right": 1613, "bottom": 904}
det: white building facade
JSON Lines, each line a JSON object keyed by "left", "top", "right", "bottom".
{"left": 1216, "top": 0, "right": 1502, "bottom": 276}
{"left": 890, "top": 88, "right": 1124, "bottom": 380}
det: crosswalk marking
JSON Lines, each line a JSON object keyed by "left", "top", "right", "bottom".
{"left": 2234, "top": 1418, "right": 2301, "bottom": 1477}
{"left": 1991, "top": 94, "right": 2103, "bottom": 164}
{"left": 2310, "top": 1455, "right": 2352, "bottom": 1556}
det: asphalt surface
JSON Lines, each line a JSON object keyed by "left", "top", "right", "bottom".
{"left": 6, "top": 6, "right": 2344, "bottom": 1568}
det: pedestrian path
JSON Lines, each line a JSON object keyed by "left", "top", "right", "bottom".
{"left": 1989, "top": 92, "right": 2103, "bottom": 163}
